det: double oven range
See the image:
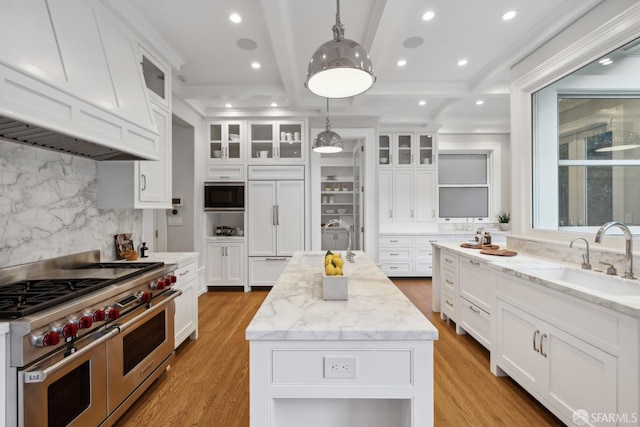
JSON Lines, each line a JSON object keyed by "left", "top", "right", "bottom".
{"left": 0, "top": 250, "right": 181, "bottom": 427}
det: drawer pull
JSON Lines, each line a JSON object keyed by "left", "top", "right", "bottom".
{"left": 445, "top": 300, "right": 454, "bottom": 307}
{"left": 389, "top": 266, "right": 399, "bottom": 269}
{"left": 468, "top": 305, "right": 480, "bottom": 314}
{"left": 390, "top": 239, "right": 399, "bottom": 243}
{"left": 540, "top": 333, "right": 548, "bottom": 358}
{"left": 428, "top": 239, "right": 437, "bottom": 242}
{"left": 265, "top": 257, "right": 287, "bottom": 261}
{"left": 445, "top": 279, "right": 453, "bottom": 285}
{"left": 179, "top": 270, "right": 190, "bottom": 276}
{"left": 390, "top": 253, "right": 399, "bottom": 256}
{"left": 469, "top": 260, "right": 480, "bottom": 266}
{"left": 533, "top": 329, "right": 540, "bottom": 353}
{"left": 444, "top": 258, "right": 453, "bottom": 263}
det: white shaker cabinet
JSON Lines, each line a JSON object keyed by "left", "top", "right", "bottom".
{"left": 379, "top": 170, "right": 393, "bottom": 223}
{"left": 97, "top": 101, "right": 172, "bottom": 208}
{"left": 456, "top": 255, "right": 494, "bottom": 349}
{"left": 207, "top": 121, "right": 244, "bottom": 162}
{"left": 496, "top": 300, "right": 617, "bottom": 423}
{"left": 206, "top": 241, "right": 246, "bottom": 289}
{"left": 247, "top": 180, "right": 304, "bottom": 257}
{"left": 173, "top": 258, "right": 198, "bottom": 348}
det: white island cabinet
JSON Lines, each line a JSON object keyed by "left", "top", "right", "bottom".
{"left": 246, "top": 251, "right": 438, "bottom": 427}
{"left": 1, "top": 322, "right": 9, "bottom": 427}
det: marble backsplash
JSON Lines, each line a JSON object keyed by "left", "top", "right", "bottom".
{"left": 0, "top": 141, "right": 141, "bottom": 267}
{"left": 507, "top": 234, "right": 639, "bottom": 275}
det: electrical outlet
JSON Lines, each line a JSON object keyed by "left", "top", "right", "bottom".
{"left": 324, "top": 356, "right": 357, "bottom": 378}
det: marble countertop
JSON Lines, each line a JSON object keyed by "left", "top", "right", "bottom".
{"left": 122, "top": 252, "right": 198, "bottom": 266}
{"left": 380, "top": 230, "right": 509, "bottom": 236}
{"left": 433, "top": 242, "right": 640, "bottom": 317}
{"left": 246, "top": 251, "right": 439, "bottom": 341}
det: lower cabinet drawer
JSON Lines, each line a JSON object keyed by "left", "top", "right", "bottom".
{"left": 442, "top": 290, "right": 456, "bottom": 321}
{"left": 441, "top": 269, "right": 457, "bottom": 293}
{"left": 248, "top": 257, "right": 290, "bottom": 286}
{"left": 459, "top": 297, "right": 490, "bottom": 349}
{"left": 379, "top": 248, "right": 412, "bottom": 260}
{"left": 414, "top": 261, "right": 432, "bottom": 276}
{"left": 271, "top": 349, "right": 412, "bottom": 385}
{"left": 380, "top": 262, "right": 412, "bottom": 275}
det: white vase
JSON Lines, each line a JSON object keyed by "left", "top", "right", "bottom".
{"left": 498, "top": 223, "right": 511, "bottom": 231}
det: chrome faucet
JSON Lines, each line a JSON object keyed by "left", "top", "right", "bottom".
{"left": 594, "top": 221, "right": 636, "bottom": 279}
{"left": 322, "top": 219, "right": 354, "bottom": 262}
{"left": 569, "top": 237, "right": 591, "bottom": 270}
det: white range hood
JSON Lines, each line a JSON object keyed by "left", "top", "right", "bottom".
{"left": 0, "top": 0, "right": 159, "bottom": 161}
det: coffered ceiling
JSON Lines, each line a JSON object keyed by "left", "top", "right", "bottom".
{"left": 113, "top": 0, "right": 603, "bottom": 132}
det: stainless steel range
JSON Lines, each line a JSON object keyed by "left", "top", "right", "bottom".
{"left": 0, "top": 250, "right": 181, "bottom": 427}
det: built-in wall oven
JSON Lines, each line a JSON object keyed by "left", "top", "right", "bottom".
{"left": 204, "top": 182, "right": 245, "bottom": 211}
{"left": 1, "top": 251, "right": 180, "bottom": 427}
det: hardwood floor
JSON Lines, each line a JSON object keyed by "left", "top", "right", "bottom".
{"left": 115, "top": 280, "right": 564, "bottom": 427}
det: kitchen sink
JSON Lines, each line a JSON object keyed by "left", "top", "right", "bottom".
{"left": 520, "top": 267, "right": 640, "bottom": 296}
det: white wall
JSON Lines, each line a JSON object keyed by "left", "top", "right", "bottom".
{"left": 167, "top": 119, "right": 195, "bottom": 252}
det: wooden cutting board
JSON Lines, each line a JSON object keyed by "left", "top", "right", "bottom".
{"left": 480, "top": 249, "right": 518, "bottom": 257}
{"left": 460, "top": 243, "right": 500, "bottom": 250}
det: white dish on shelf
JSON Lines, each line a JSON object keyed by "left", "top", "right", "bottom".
{"left": 229, "top": 134, "right": 240, "bottom": 142}
{"left": 337, "top": 209, "right": 347, "bottom": 214}
{"left": 380, "top": 157, "right": 388, "bottom": 164}
{"left": 325, "top": 209, "right": 335, "bottom": 214}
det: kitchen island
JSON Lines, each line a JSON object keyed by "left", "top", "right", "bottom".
{"left": 246, "top": 251, "right": 438, "bottom": 427}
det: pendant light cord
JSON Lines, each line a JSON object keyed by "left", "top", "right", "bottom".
{"left": 332, "top": 0, "right": 345, "bottom": 41}
{"left": 325, "top": 98, "right": 332, "bottom": 131}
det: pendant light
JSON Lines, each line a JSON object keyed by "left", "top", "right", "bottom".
{"left": 305, "top": 0, "right": 375, "bottom": 99}
{"left": 313, "top": 98, "right": 343, "bottom": 153}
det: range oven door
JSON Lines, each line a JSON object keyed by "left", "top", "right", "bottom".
{"left": 107, "top": 290, "right": 178, "bottom": 414}
{"left": 20, "top": 329, "right": 116, "bottom": 427}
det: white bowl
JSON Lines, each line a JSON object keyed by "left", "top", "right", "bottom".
{"left": 213, "top": 150, "right": 222, "bottom": 158}
{"left": 325, "top": 209, "right": 335, "bottom": 214}
{"left": 380, "top": 157, "right": 389, "bottom": 164}
{"left": 229, "top": 134, "right": 240, "bottom": 142}
{"left": 337, "top": 209, "right": 347, "bottom": 214}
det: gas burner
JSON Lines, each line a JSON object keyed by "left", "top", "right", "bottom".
{"left": 0, "top": 278, "right": 116, "bottom": 318}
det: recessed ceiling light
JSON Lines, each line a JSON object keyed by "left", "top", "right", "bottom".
{"left": 599, "top": 58, "right": 613, "bottom": 65}
{"left": 422, "top": 11, "right": 435, "bottom": 21}
{"left": 476, "top": 100, "right": 484, "bottom": 105}
{"left": 419, "top": 100, "right": 426, "bottom": 106}
{"left": 271, "top": 102, "right": 278, "bottom": 107}
{"left": 251, "top": 61, "right": 261, "bottom": 69}
{"left": 502, "top": 10, "right": 517, "bottom": 21}
{"left": 229, "top": 13, "right": 242, "bottom": 23}
{"left": 225, "top": 103, "right": 232, "bottom": 108}
{"left": 457, "top": 59, "right": 468, "bottom": 66}
{"left": 397, "top": 59, "right": 407, "bottom": 67}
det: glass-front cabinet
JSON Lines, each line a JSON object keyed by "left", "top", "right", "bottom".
{"left": 249, "top": 121, "right": 304, "bottom": 162}
{"left": 379, "top": 133, "right": 391, "bottom": 166}
{"left": 208, "top": 121, "right": 244, "bottom": 162}
{"left": 378, "top": 132, "right": 436, "bottom": 168}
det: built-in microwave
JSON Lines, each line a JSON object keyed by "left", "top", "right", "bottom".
{"left": 204, "top": 182, "right": 245, "bottom": 211}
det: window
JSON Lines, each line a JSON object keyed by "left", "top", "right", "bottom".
{"left": 532, "top": 37, "right": 640, "bottom": 232}
{"left": 438, "top": 154, "right": 490, "bottom": 220}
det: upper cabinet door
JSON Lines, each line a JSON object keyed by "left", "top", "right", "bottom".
{"left": 395, "top": 133, "right": 414, "bottom": 167}
{"left": 417, "top": 133, "right": 436, "bottom": 168}
{"left": 379, "top": 134, "right": 392, "bottom": 167}
{"left": 139, "top": 103, "right": 171, "bottom": 204}
{"left": 249, "top": 122, "right": 275, "bottom": 161}
{"left": 208, "top": 121, "right": 244, "bottom": 162}
{"left": 276, "top": 122, "right": 304, "bottom": 161}
{"left": 140, "top": 48, "right": 169, "bottom": 108}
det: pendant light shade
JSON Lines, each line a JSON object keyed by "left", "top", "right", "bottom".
{"left": 313, "top": 99, "right": 343, "bottom": 153}
{"left": 305, "top": 0, "right": 375, "bottom": 99}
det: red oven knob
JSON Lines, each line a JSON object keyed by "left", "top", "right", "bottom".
{"left": 92, "top": 309, "right": 106, "bottom": 321}
{"left": 163, "top": 277, "right": 172, "bottom": 288}
{"left": 150, "top": 279, "right": 165, "bottom": 290}
{"left": 41, "top": 331, "right": 60, "bottom": 347}
{"left": 105, "top": 307, "right": 120, "bottom": 320}
{"left": 137, "top": 291, "right": 152, "bottom": 304}
{"left": 61, "top": 323, "right": 78, "bottom": 338}
{"left": 77, "top": 315, "right": 93, "bottom": 329}
{"left": 170, "top": 275, "right": 177, "bottom": 283}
